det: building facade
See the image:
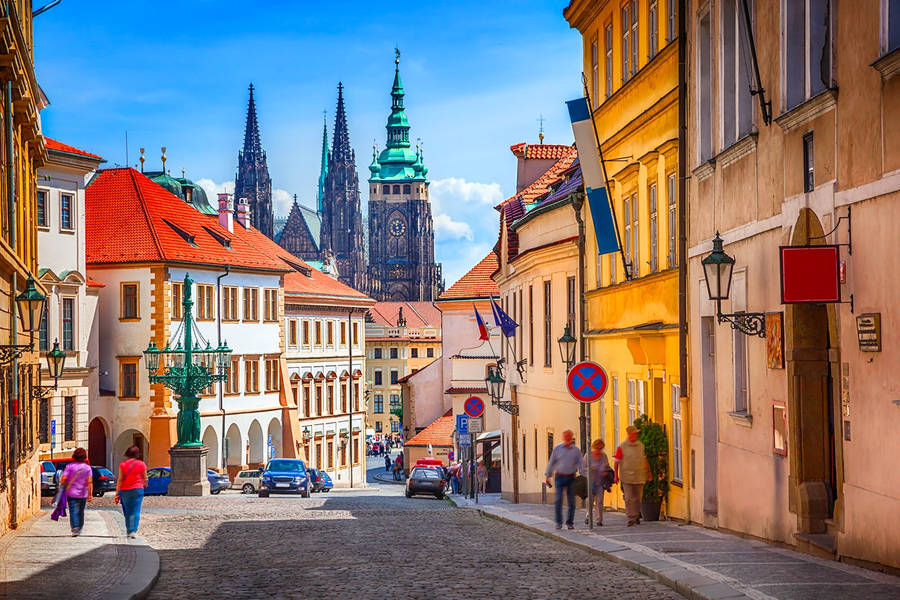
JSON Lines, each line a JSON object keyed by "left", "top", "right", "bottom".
{"left": 284, "top": 264, "right": 374, "bottom": 487}
{"left": 685, "top": 0, "right": 899, "bottom": 569}
{"left": 234, "top": 84, "right": 274, "bottom": 239}
{"left": 365, "top": 302, "right": 441, "bottom": 440}
{"left": 85, "top": 169, "right": 303, "bottom": 474}
{"left": 0, "top": 1, "right": 47, "bottom": 535}
{"left": 36, "top": 139, "right": 104, "bottom": 464}
{"left": 565, "top": 0, "right": 687, "bottom": 520}
{"left": 366, "top": 55, "right": 442, "bottom": 302}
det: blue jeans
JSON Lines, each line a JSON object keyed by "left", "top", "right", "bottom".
{"left": 67, "top": 497, "right": 86, "bottom": 531}
{"left": 451, "top": 475, "right": 460, "bottom": 494}
{"left": 554, "top": 474, "right": 576, "bottom": 526}
{"left": 119, "top": 488, "right": 144, "bottom": 534}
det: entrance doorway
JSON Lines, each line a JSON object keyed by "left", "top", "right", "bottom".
{"left": 88, "top": 418, "right": 108, "bottom": 467}
{"left": 700, "top": 316, "right": 718, "bottom": 518}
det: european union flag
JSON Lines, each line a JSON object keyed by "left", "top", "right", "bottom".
{"left": 491, "top": 299, "right": 518, "bottom": 338}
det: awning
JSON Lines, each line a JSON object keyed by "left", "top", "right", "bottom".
{"left": 476, "top": 429, "right": 500, "bottom": 442}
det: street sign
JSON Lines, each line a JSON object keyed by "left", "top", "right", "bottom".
{"left": 566, "top": 361, "right": 609, "bottom": 403}
{"left": 456, "top": 414, "right": 469, "bottom": 435}
{"left": 267, "top": 434, "right": 272, "bottom": 446}
{"left": 468, "top": 417, "right": 483, "bottom": 434}
{"left": 50, "top": 420, "right": 56, "bottom": 447}
{"left": 458, "top": 433, "right": 472, "bottom": 446}
{"left": 464, "top": 396, "right": 485, "bottom": 418}
{"left": 269, "top": 445, "right": 275, "bottom": 459}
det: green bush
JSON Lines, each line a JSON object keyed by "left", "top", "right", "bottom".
{"left": 634, "top": 414, "right": 669, "bottom": 503}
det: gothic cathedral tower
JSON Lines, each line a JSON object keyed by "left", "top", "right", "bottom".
{"left": 367, "top": 52, "right": 442, "bottom": 301}
{"left": 234, "top": 84, "right": 274, "bottom": 238}
{"left": 319, "top": 83, "right": 367, "bottom": 291}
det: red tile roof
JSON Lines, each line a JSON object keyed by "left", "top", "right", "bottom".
{"left": 85, "top": 168, "right": 289, "bottom": 272}
{"left": 368, "top": 302, "right": 441, "bottom": 329}
{"left": 44, "top": 137, "right": 103, "bottom": 160}
{"left": 85, "top": 277, "right": 106, "bottom": 288}
{"left": 509, "top": 142, "right": 573, "bottom": 160}
{"left": 496, "top": 147, "right": 578, "bottom": 209}
{"left": 445, "top": 386, "right": 487, "bottom": 395}
{"left": 405, "top": 411, "right": 455, "bottom": 448}
{"left": 439, "top": 252, "right": 500, "bottom": 301}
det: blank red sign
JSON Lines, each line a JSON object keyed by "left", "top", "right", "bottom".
{"left": 780, "top": 246, "right": 840, "bottom": 303}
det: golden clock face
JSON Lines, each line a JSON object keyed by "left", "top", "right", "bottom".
{"left": 389, "top": 218, "right": 406, "bottom": 237}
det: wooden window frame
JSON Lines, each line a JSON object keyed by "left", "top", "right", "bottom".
{"left": 119, "top": 357, "right": 140, "bottom": 400}
{"left": 171, "top": 281, "right": 184, "bottom": 320}
{"left": 302, "top": 320, "right": 310, "bottom": 346}
{"left": 649, "top": 183, "right": 658, "bottom": 272}
{"left": 288, "top": 319, "right": 298, "bottom": 347}
{"left": 326, "top": 321, "right": 334, "bottom": 346}
{"left": 196, "top": 283, "right": 215, "bottom": 321}
{"left": 225, "top": 357, "right": 241, "bottom": 395}
{"left": 543, "top": 280, "right": 552, "bottom": 368}
{"left": 263, "top": 288, "right": 279, "bottom": 322}
{"left": 242, "top": 287, "right": 259, "bottom": 322}
{"left": 314, "top": 320, "right": 322, "bottom": 346}
{"left": 264, "top": 357, "right": 280, "bottom": 392}
{"left": 120, "top": 282, "right": 140, "bottom": 321}
{"left": 244, "top": 357, "right": 260, "bottom": 394}
{"left": 222, "top": 286, "right": 239, "bottom": 321}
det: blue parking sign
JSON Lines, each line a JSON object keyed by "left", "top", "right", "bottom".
{"left": 50, "top": 419, "right": 56, "bottom": 435}
{"left": 456, "top": 414, "right": 468, "bottom": 435}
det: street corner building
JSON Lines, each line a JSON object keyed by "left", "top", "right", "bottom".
{"left": 0, "top": 1, "right": 50, "bottom": 536}
{"left": 682, "top": 0, "right": 900, "bottom": 570}
{"left": 84, "top": 167, "right": 314, "bottom": 475}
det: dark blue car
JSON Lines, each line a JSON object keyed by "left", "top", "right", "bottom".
{"left": 144, "top": 467, "right": 229, "bottom": 495}
{"left": 258, "top": 459, "right": 310, "bottom": 498}
{"left": 307, "top": 468, "right": 333, "bottom": 493}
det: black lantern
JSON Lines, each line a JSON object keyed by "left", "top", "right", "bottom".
{"left": 46, "top": 339, "right": 66, "bottom": 382}
{"left": 143, "top": 341, "right": 161, "bottom": 373}
{"left": 701, "top": 232, "right": 766, "bottom": 337}
{"left": 557, "top": 324, "right": 577, "bottom": 371}
{"left": 16, "top": 275, "right": 46, "bottom": 335}
{"left": 484, "top": 365, "right": 506, "bottom": 404}
{"left": 701, "top": 232, "right": 735, "bottom": 302}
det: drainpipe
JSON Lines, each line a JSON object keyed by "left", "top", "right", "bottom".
{"left": 217, "top": 265, "right": 230, "bottom": 472}
{"left": 6, "top": 79, "right": 18, "bottom": 527}
{"left": 677, "top": 0, "right": 691, "bottom": 523}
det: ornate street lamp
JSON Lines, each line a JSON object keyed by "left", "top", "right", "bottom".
{"left": 0, "top": 275, "right": 48, "bottom": 365}
{"left": 557, "top": 324, "right": 577, "bottom": 371}
{"left": 46, "top": 340, "right": 66, "bottom": 383}
{"left": 485, "top": 364, "right": 517, "bottom": 415}
{"left": 701, "top": 233, "right": 766, "bottom": 337}
{"left": 142, "top": 273, "right": 232, "bottom": 447}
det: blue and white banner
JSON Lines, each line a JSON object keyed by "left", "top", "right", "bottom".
{"left": 566, "top": 97, "right": 620, "bottom": 255}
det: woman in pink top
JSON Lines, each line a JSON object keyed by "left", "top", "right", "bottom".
{"left": 115, "top": 445, "right": 148, "bottom": 538}
{"left": 59, "top": 447, "right": 93, "bottom": 536}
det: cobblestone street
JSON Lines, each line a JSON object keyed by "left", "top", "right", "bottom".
{"left": 73, "top": 460, "right": 681, "bottom": 599}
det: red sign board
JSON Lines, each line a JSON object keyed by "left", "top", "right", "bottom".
{"left": 464, "top": 396, "right": 485, "bottom": 418}
{"left": 566, "top": 361, "right": 609, "bottom": 404}
{"left": 780, "top": 246, "right": 840, "bottom": 303}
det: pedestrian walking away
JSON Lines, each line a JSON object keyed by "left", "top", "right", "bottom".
{"left": 583, "top": 439, "right": 614, "bottom": 526}
{"left": 57, "top": 447, "right": 93, "bottom": 536}
{"left": 544, "top": 429, "right": 582, "bottom": 530}
{"left": 384, "top": 454, "right": 391, "bottom": 472}
{"left": 614, "top": 425, "right": 650, "bottom": 526}
{"left": 116, "top": 445, "right": 149, "bottom": 538}
{"left": 476, "top": 460, "right": 488, "bottom": 494}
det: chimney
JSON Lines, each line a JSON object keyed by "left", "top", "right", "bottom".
{"left": 218, "top": 193, "right": 234, "bottom": 232}
{"left": 512, "top": 142, "right": 558, "bottom": 193}
{"left": 235, "top": 197, "right": 252, "bottom": 229}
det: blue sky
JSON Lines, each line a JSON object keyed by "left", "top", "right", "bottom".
{"left": 34, "top": 1, "right": 582, "bottom": 284}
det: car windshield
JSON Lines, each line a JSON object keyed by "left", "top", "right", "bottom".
{"left": 412, "top": 468, "right": 439, "bottom": 479}
{"left": 95, "top": 468, "right": 114, "bottom": 477}
{"left": 267, "top": 460, "right": 305, "bottom": 473}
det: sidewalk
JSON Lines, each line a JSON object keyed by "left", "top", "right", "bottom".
{"left": 0, "top": 508, "right": 159, "bottom": 600}
{"left": 451, "top": 495, "right": 900, "bottom": 600}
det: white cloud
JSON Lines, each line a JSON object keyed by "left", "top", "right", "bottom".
{"left": 433, "top": 213, "right": 473, "bottom": 242}
{"left": 429, "top": 177, "right": 504, "bottom": 213}
{"left": 195, "top": 178, "right": 293, "bottom": 216}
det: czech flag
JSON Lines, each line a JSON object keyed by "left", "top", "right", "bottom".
{"left": 474, "top": 303, "right": 489, "bottom": 341}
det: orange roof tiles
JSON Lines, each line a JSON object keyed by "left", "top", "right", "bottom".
{"left": 439, "top": 252, "right": 499, "bottom": 300}
{"left": 44, "top": 137, "right": 103, "bottom": 160}
{"left": 368, "top": 301, "right": 441, "bottom": 328}
{"left": 496, "top": 147, "right": 578, "bottom": 210}
{"left": 509, "top": 142, "right": 573, "bottom": 160}
{"left": 405, "top": 411, "right": 455, "bottom": 447}
{"left": 85, "top": 277, "right": 106, "bottom": 288}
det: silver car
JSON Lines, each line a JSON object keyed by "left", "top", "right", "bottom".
{"left": 231, "top": 469, "right": 262, "bottom": 494}
{"left": 40, "top": 461, "right": 57, "bottom": 496}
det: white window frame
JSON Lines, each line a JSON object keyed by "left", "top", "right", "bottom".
{"left": 605, "top": 23, "right": 614, "bottom": 96}
{"left": 612, "top": 376, "right": 620, "bottom": 447}
{"left": 649, "top": 183, "right": 658, "bottom": 272}
{"left": 627, "top": 378, "right": 636, "bottom": 425}
{"left": 591, "top": 36, "right": 600, "bottom": 107}
{"left": 667, "top": 173, "right": 677, "bottom": 268}
{"left": 671, "top": 384, "right": 683, "bottom": 481}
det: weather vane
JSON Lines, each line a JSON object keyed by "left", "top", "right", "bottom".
{"left": 538, "top": 114, "right": 546, "bottom": 143}
{"left": 394, "top": 46, "right": 401, "bottom": 65}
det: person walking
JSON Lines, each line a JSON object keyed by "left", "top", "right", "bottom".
{"left": 614, "top": 425, "right": 651, "bottom": 526}
{"left": 58, "top": 447, "right": 93, "bottom": 536}
{"left": 449, "top": 463, "right": 461, "bottom": 494}
{"left": 384, "top": 453, "right": 391, "bottom": 471}
{"left": 476, "top": 460, "right": 488, "bottom": 494}
{"left": 583, "top": 439, "right": 613, "bottom": 526}
{"left": 116, "top": 445, "right": 148, "bottom": 538}
{"left": 544, "top": 429, "right": 582, "bottom": 530}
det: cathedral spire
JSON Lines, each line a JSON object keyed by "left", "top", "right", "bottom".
{"left": 331, "top": 82, "right": 353, "bottom": 163}
{"left": 242, "top": 83, "right": 263, "bottom": 160}
{"left": 386, "top": 49, "right": 410, "bottom": 150}
{"left": 317, "top": 111, "right": 328, "bottom": 213}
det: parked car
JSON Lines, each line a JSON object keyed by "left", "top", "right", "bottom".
{"left": 258, "top": 459, "right": 310, "bottom": 498}
{"left": 207, "top": 469, "right": 231, "bottom": 494}
{"left": 92, "top": 466, "right": 117, "bottom": 497}
{"left": 40, "top": 461, "right": 57, "bottom": 496}
{"left": 50, "top": 459, "right": 74, "bottom": 486}
{"left": 307, "top": 468, "right": 333, "bottom": 493}
{"left": 405, "top": 467, "right": 444, "bottom": 499}
{"left": 232, "top": 469, "right": 262, "bottom": 494}
{"left": 144, "top": 467, "right": 228, "bottom": 495}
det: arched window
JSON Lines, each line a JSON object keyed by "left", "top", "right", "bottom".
{"left": 382, "top": 185, "right": 390, "bottom": 194}
{"left": 403, "top": 184, "right": 411, "bottom": 194}
{"left": 392, "top": 185, "right": 401, "bottom": 194}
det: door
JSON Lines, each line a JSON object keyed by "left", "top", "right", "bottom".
{"left": 700, "top": 316, "right": 718, "bottom": 517}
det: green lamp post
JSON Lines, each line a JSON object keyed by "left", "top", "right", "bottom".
{"left": 143, "top": 273, "right": 232, "bottom": 446}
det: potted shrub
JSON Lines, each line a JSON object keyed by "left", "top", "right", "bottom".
{"left": 634, "top": 414, "right": 669, "bottom": 521}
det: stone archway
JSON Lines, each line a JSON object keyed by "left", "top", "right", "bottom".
{"left": 88, "top": 417, "right": 109, "bottom": 467}
{"left": 225, "top": 424, "right": 242, "bottom": 478}
{"left": 248, "top": 420, "right": 265, "bottom": 467}
{"left": 785, "top": 208, "right": 843, "bottom": 538}
{"left": 267, "top": 418, "right": 282, "bottom": 460}
{"left": 113, "top": 429, "right": 148, "bottom": 465}
{"left": 202, "top": 426, "right": 219, "bottom": 469}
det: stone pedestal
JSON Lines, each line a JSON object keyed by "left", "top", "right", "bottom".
{"left": 168, "top": 445, "right": 210, "bottom": 496}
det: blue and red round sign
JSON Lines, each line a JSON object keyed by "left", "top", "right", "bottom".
{"left": 464, "top": 395, "right": 485, "bottom": 418}
{"left": 566, "top": 361, "right": 609, "bottom": 404}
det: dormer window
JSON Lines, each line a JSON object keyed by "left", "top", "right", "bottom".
{"left": 163, "top": 219, "right": 196, "bottom": 246}
{"left": 383, "top": 185, "right": 390, "bottom": 194}
{"left": 202, "top": 226, "right": 232, "bottom": 249}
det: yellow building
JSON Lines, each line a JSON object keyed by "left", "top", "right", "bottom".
{"left": 364, "top": 302, "right": 441, "bottom": 441}
{"left": 0, "top": 1, "right": 49, "bottom": 535}
{"left": 565, "top": 0, "right": 687, "bottom": 519}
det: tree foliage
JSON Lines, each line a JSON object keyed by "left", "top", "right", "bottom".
{"left": 634, "top": 414, "right": 669, "bottom": 502}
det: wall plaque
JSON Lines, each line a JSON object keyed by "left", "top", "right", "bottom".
{"left": 856, "top": 313, "right": 882, "bottom": 352}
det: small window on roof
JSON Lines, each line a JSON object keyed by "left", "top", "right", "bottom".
{"left": 162, "top": 219, "right": 196, "bottom": 246}
{"left": 382, "top": 185, "right": 390, "bottom": 194}
{"left": 280, "top": 257, "right": 311, "bottom": 277}
{"left": 202, "top": 226, "right": 231, "bottom": 249}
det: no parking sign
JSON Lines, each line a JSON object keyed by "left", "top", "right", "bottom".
{"left": 566, "top": 361, "right": 609, "bottom": 403}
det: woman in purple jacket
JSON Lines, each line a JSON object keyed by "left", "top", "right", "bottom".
{"left": 59, "top": 447, "right": 93, "bottom": 536}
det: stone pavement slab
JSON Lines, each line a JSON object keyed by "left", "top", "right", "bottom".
{"left": 0, "top": 508, "right": 159, "bottom": 600}
{"left": 451, "top": 496, "right": 900, "bottom": 600}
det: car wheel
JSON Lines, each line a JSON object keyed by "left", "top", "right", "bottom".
{"left": 324, "top": 489, "right": 331, "bottom": 493}
{"left": 258, "top": 490, "right": 269, "bottom": 498}
{"left": 242, "top": 483, "right": 254, "bottom": 494}
{"left": 211, "top": 488, "right": 220, "bottom": 495}
{"left": 94, "top": 491, "right": 105, "bottom": 498}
